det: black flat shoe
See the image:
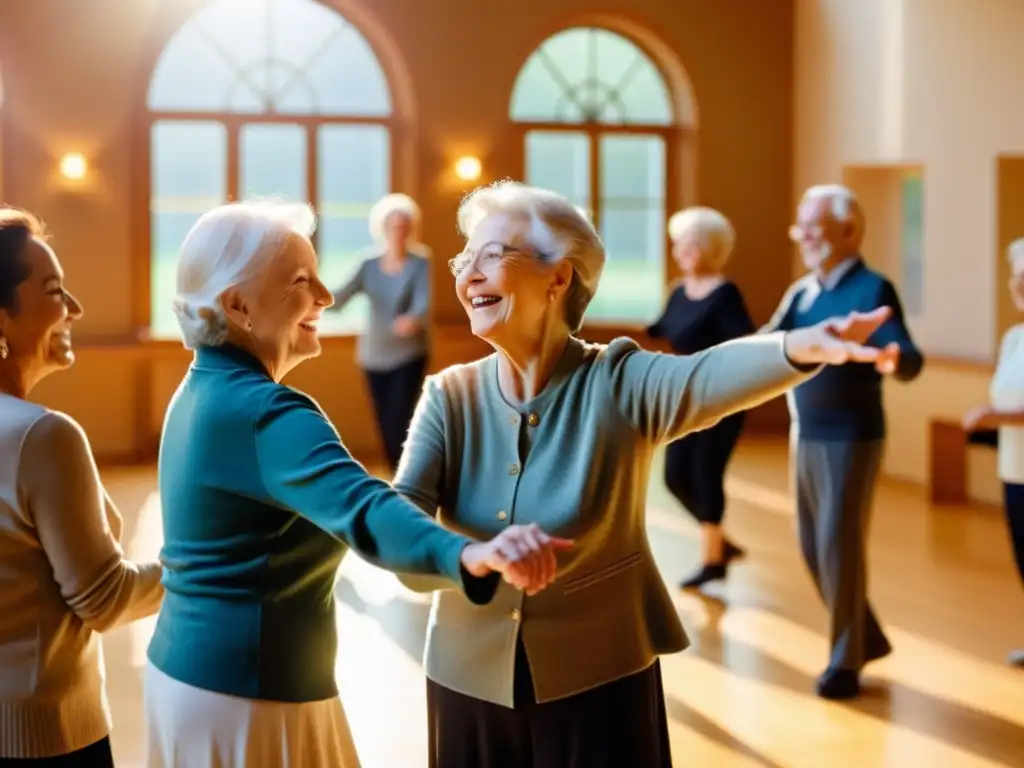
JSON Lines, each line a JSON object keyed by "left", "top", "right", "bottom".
{"left": 679, "top": 563, "right": 727, "bottom": 589}
{"left": 816, "top": 669, "right": 861, "bottom": 699}
{"left": 724, "top": 541, "right": 746, "bottom": 562}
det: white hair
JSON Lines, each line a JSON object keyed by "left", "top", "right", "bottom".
{"left": 667, "top": 207, "right": 736, "bottom": 269}
{"left": 457, "top": 181, "right": 605, "bottom": 332}
{"left": 368, "top": 193, "right": 421, "bottom": 242}
{"left": 1009, "top": 237, "right": 1024, "bottom": 264}
{"left": 801, "top": 184, "right": 861, "bottom": 221}
{"left": 172, "top": 199, "right": 317, "bottom": 349}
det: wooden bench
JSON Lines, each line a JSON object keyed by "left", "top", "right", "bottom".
{"left": 928, "top": 419, "right": 997, "bottom": 505}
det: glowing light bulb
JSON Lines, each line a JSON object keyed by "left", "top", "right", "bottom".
{"left": 454, "top": 156, "right": 482, "bottom": 182}
{"left": 59, "top": 153, "right": 88, "bottom": 181}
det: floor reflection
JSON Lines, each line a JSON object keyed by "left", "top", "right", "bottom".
{"left": 102, "top": 438, "right": 1024, "bottom": 767}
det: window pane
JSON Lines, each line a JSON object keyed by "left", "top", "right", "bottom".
{"left": 317, "top": 125, "right": 390, "bottom": 334}
{"left": 599, "top": 134, "right": 665, "bottom": 202}
{"left": 510, "top": 27, "right": 674, "bottom": 126}
{"left": 616, "top": 62, "right": 673, "bottom": 125}
{"left": 525, "top": 131, "right": 591, "bottom": 211}
{"left": 590, "top": 206, "right": 665, "bottom": 323}
{"left": 147, "top": 0, "right": 391, "bottom": 116}
{"left": 240, "top": 123, "right": 306, "bottom": 199}
{"left": 591, "top": 133, "right": 665, "bottom": 323}
{"left": 150, "top": 121, "right": 228, "bottom": 338}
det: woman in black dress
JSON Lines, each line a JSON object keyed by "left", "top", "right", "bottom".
{"left": 648, "top": 207, "right": 755, "bottom": 589}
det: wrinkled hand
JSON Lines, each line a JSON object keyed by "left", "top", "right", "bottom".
{"left": 783, "top": 307, "right": 897, "bottom": 369}
{"left": 460, "top": 523, "right": 574, "bottom": 596}
{"left": 962, "top": 405, "right": 995, "bottom": 432}
{"left": 392, "top": 314, "right": 419, "bottom": 337}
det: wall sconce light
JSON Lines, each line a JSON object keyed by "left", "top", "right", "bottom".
{"left": 58, "top": 152, "right": 88, "bottom": 182}
{"left": 453, "top": 155, "right": 482, "bottom": 183}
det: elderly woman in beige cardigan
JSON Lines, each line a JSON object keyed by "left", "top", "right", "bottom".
{"left": 394, "top": 181, "right": 898, "bottom": 768}
{"left": 0, "top": 207, "right": 165, "bottom": 765}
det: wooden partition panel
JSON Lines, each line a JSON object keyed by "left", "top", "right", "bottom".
{"left": 996, "top": 155, "right": 1024, "bottom": 345}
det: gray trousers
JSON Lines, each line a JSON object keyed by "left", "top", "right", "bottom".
{"left": 793, "top": 438, "right": 893, "bottom": 672}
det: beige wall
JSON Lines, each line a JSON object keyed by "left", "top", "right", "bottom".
{"left": 0, "top": 0, "right": 796, "bottom": 463}
{"left": 794, "top": 0, "right": 1024, "bottom": 502}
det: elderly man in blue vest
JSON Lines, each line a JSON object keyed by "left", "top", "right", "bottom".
{"left": 763, "top": 184, "right": 924, "bottom": 699}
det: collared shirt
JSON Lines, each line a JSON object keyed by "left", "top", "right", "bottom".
{"left": 797, "top": 255, "right": 862, "bottom": 312}
{"left": 818, "top": 255, "right": 862, "bottom": 290}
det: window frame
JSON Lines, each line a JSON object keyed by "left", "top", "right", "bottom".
{"left": 133, "top": 2, "right": 403, "bottom": 341}
{"left": 509, "top": 27, "right": 692, "bottom": 329}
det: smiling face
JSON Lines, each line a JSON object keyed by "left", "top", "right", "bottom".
{"left": 791, "top": 195, "right": 859, "bottom": 272}
{"left": 223, "top": 232, "right": 333, "bottom": 380}
{"left": 672, "top": 231, "right": 706, "bottom": 275}
{"left": 453, "top": 211, "right": 571, "bottom": 346}
{"left": 0, "top": 237, "right": 84, "bottom": 392}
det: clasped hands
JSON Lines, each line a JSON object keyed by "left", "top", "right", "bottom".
{"left": 783, "top": 306, "right": 900, "bottom": 372}
{"left": 461, "top": 523, "right": 573, "bottom": 596}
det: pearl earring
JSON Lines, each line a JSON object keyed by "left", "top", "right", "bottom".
{"left": 0, "top": 338, "right": 8, "bottom": 360}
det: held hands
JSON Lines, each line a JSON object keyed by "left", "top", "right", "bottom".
{"left": 783, "top": 307, "right": 900, "bottom": 373}
{"left": 460, "top": 523, "right": 574, "bottom": 596}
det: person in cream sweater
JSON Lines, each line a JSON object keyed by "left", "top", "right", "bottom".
{"left": 0, "top": 207, "right": 164, "bottom": 764}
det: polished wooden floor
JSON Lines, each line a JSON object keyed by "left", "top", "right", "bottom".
{"left": 101, "top": 437, "right": 1024, "bottom": 767}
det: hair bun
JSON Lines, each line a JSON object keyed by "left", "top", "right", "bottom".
{"left": 171, "top": 297, "right": 228, "bottom": 349}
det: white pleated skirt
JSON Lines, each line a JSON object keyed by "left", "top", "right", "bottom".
{"left": 144, "top": 663, "right": 360, "bottom": 768}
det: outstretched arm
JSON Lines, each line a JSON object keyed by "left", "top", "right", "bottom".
{"left": 607, "top": 335, "right": 818, "bottom": 445}
{"left": 254, "top": 386, "right": 496, "bottom": 600}
{"left": 328, "top": 261, "right": 365, "bottom": 312}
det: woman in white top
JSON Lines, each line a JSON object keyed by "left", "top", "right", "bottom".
{"left": 0, "top": 207, "right": 165, "bottom": 764}
{"left": 963, "top": 237, "right": 1024, "bottom": 668}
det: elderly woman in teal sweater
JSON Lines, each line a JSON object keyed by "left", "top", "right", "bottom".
{"left": 394, "top": 181, "right": 899, "bottom": 768}
{"left": 144, "top": 199, "right": 568, "bottom": 768}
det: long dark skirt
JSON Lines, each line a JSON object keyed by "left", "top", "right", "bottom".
{"left": 0, "top": 738, "right": 114, "bottom": 767}
{"left": 664, "top": 411, "right": 745, "bottom": 525}
{"left": 426, "top": 640, "right": 672, "bottom": 768}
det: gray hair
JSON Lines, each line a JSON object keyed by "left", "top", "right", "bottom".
{"left": 802, "top": 184, "right": 862, "bottom": 222}
{"left": 172, "top": 199, "right": 317, "bottom": 349}
{"left": 667, "top": 207, "right": 736, "bottom": 269}
{"left": 368, "top": 193, "right": 421, "bottom": 242}
{"left": 457, "top": 181, "right": 605, "bottom": 332}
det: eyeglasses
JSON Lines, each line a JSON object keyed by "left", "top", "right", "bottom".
{"left": 788, "top": 224, "right": 825, "bottom": 242}
{"left": 448, "top": 243, "right": 542, "bottom": 277}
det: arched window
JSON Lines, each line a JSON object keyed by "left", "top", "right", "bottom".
{"left": 146, "top": 0, "right": 394, "bottom": 337}
{"left": 510, "top": 27, "right": 686, "bottom": 324}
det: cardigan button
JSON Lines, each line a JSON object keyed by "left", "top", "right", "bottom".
{"left": 497, "top": 510, "right": 508, "bottom": 521}
{"left": 527, "top": 413, "right": 539, "bottom": 426}
{"left": 509, "top": 464, "right": 520, "bottom": 476}
{"left": 509, "top": 414, "right": 519, "bottom": 425}
{"left": 510, "top": 609, "right": 521, "bottom": 622}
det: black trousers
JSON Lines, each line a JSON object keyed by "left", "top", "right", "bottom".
{"left": 426, "top": 640, "right": 672, "bottom": 768}
{"left": 364, "top": 355, "right": 427, "bottom": 471}
{"left": 1003, "top": 483, "right": 1024, "bottom": 585}
{"left": 664, "top": 412, "right": 745, "bottom": 525}
{"left": 0, "top": 738, "right": 114, "bottom": 767}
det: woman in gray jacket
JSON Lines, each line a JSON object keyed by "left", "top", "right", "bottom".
{"left": 394, "top": 181, "right": 899, "bottom": 768}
